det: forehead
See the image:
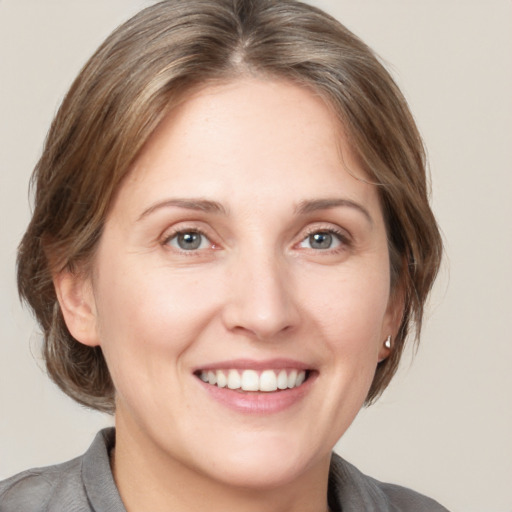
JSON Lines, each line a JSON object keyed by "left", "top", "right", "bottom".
{"left": 114, "top": 77, "right": 379, "bottom": 217}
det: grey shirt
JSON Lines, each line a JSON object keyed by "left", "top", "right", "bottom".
{"left": 0, "top": 428, "right": 449, "bottom": 511}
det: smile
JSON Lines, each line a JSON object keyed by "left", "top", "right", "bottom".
{"left": 196, "top": 369, "right": 308, "bottom": 392}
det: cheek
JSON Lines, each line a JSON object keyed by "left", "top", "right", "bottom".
{"left": 92, "top": 261, "right": 220, "bottom": 387}
{"left": 303, "top": 261, "right": 391, "bottom": 344}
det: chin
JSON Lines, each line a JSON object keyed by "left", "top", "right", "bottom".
{"left": 193, "top": 432, "right": 327, "bottom": 490}
{"left": 206, "top": 457, "right": 313, "bottom": 490}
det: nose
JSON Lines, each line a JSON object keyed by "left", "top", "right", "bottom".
{"left": 221, "top": 249, "right": 300, "bottom": 341}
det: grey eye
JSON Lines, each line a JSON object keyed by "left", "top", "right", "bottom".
{"left": 309, "top": 232, "right": 333, "bottom": 249}
{"left": 299, "top": 231, "right": 342, "bottom": 250}
{"left": 168, "top": 231, "right": 208, "bottom": 251}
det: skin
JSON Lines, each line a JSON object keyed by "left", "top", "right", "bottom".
{"left": 56, "top": 78, "right": 399, "bottom": 512}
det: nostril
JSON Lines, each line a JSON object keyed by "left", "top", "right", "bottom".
{"left": 220, "top": 266, "right": 300, "bottom": 339}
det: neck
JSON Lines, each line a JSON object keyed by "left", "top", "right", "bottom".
{"left": 111, "top": 415, "right": 332, "bottom": 512}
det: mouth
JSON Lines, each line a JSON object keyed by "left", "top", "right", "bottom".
{"left": 193, "top": 360, "right": 316, "bottom": 413}
{"left": 194, "top": 368, "right": 311, "bottom": 393}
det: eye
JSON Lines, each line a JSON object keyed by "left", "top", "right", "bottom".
{"left": 165, "top": 230, "right": 211, "bottom": 251}
{"left": 299, "top": 230, "right": 343, "bottom": 250}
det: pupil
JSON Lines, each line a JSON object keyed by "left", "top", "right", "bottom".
{"left": 310, "top": 232, "right": 332, "bottom": 249}
{"left": 178, "top": 232, "right": 201, "bottom": 250}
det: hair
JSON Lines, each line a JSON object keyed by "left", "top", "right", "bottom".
{"left": 17, "top": 0, "right": 442, "bottom": 413}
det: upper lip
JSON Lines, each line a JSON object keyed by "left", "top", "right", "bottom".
{"left": 193, "top": 358, "right": 312, "bottom": 372}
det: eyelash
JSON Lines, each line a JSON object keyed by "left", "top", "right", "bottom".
{"left": 161, "top": 225, "right": 351, "bottom": 254}
{"left": 298, "top": 226, "right": 351, "bottom": 253}
{"left": 162, "top": 227, "right": 214, "bottom": 254}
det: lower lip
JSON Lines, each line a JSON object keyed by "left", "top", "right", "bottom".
{"left": 196, "top": 373, "right": 316, "bottom": 414}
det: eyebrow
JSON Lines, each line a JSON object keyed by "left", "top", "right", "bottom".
{"left": 137, "top": 198, "right": 228, "bottom": 220}
{"left": 137, "top": 196, "right": 372, "bottom": 224}
{"left": 295, "top": 198, "right": 373, "bottom": 225}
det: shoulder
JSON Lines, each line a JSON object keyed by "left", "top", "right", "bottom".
{"left": 0, "top": 457, "right": 87, "bottom": 512}
{"left": 0, "top": 428, "right": 118, "bottom": 512}
{"left": 329, "top": 453, "right": 450, "bottom": 511}
{"left": 369, "top": 477, "right": 449, "bottom": 511}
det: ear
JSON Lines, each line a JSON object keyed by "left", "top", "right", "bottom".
{"left": 378, "top": 284, "right": 405, "bottom": 362}
{"left": 53, "top": 270, "right": 100, "bottom": 347}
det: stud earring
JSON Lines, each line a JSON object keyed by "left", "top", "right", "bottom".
{"left": 384, "top": 335, "right": 391, "bottom": 349}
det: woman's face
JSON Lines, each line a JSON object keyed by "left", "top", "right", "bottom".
{"left": 72, "top": 78, "right": 397, "bottom": 488}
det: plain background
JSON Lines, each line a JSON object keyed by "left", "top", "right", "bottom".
{"left": 0, "top": 1, "right": 511, "bottom": 511}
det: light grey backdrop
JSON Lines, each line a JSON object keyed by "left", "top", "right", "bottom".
{"left": 1, "top": 1, "right": 511, "bottom": 511}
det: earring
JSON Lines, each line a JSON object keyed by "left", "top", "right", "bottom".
{"left": 384, "top": 335, "right": 391, "bottom": 349}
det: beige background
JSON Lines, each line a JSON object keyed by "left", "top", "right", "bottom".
{"left": 1, "top": 1, "right": 511, "bottom": 511}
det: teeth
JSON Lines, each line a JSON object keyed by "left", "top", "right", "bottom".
{"left": 260, "top": 370, "right": 277, "bottom": 392}
{"left": 227, "top": 369, "right": 241, "bottom": 390}
{"left": 198, "top": 368, "right": 308, "bottom": 392}
{"left": 217, "top": 370, "right": 227, "bottom": 388}
{"left": 241, "top": 369, "right": 259, "bottom": 391}
{"left": 287, "top": 369, "right": 297, "bottom": 389}
{"left": 277, "top": 369, "right": 288, "bottom": 390}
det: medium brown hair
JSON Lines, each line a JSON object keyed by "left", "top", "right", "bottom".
{"left": 17, "top": 0, "right": 442, "bottom": 413}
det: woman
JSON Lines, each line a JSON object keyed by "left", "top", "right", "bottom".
{"left": 1, "top": 0, "right": 446, "bottom": 510}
